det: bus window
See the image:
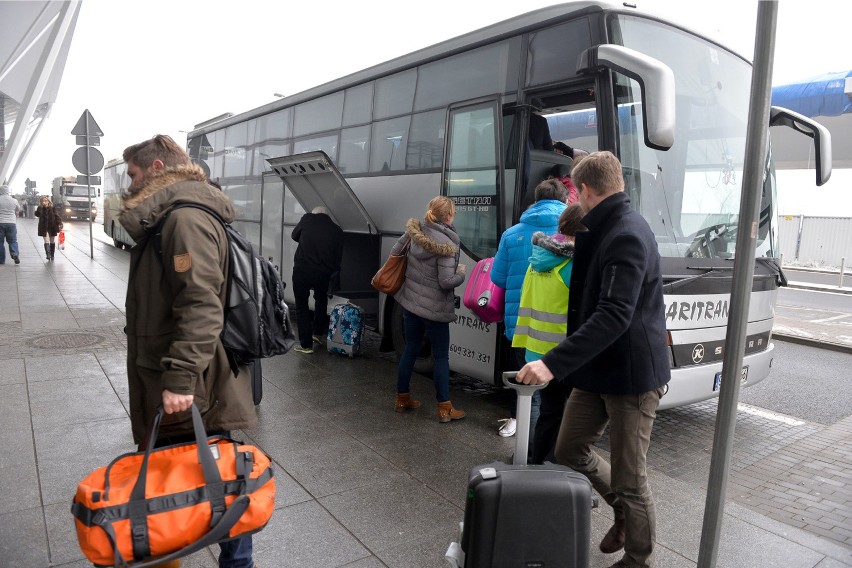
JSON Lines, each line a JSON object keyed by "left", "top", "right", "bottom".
{"left": 445, "top": 103, "right": 500, "bottom": 259}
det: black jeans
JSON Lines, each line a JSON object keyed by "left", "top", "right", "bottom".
{"left": 292, "top": 268, "right": 332, "bottom": 348}
{"left": 531, "top": 379, "right": 572, "bottom": 464}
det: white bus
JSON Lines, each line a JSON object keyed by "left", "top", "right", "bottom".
{"left": 102, "top": 159, "right": 135, "bottom": 249}
{"left": 186, "top": 1, "right": 830, "bottom": 409}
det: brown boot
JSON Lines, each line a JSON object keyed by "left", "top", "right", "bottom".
{"left": 437, "top": 401, "right": 465, "bottom": 423}
{"left": 395, "top": 392, "right": 421, "bottom": 412}
{"left": 599, "top": 518, "right": 626, "bottom": 553}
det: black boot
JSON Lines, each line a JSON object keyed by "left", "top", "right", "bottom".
{"left": 49, "top": 243, "right": 55, "bottom": 261}
{"left": 44, "top": 243, "right": 50, "bottom": 260}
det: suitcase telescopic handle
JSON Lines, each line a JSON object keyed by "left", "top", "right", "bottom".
{"left": 502, "top": 372, "right": 547, "bottom": 465}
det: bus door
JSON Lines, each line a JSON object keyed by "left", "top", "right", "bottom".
{"left": 444, "top": 100, "right": 503, "bottom": 383}
{"left": 266, "top": 152, "right": 381, "bottom": 320}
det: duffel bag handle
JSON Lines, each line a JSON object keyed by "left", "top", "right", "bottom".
{"left": 127, "top": 404, "right": 226, "bottom": 561}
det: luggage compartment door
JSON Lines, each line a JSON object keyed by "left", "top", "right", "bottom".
{"left": 267, "top": 151, "right": 377, "bottom": 234}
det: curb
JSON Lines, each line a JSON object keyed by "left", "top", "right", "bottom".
{"left": 786, "top": 282, "right": 852, "bottom": 295}
{"left": 772, "top": 332, "right": 852, "bottom": 354}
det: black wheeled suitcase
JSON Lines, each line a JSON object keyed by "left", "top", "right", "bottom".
{"left": 448, "top": 372, "right": 596, "bottom": 568}
{"left": 460, "top": 462, "right": 594, "bottom": 568}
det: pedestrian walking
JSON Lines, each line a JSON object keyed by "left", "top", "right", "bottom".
{"left": 118, "top": 134, "right": 258, "bottom": 568}
{"left": 490, "top": 178, "right": 568, "bottom": 440}
{"left": 392, "top": 195, "right": 467, "bottom": 422}
{"left": 517, "top": 151, "right": 671, "bottom": 568}
{"left": 0, "top": 184, "right": 21, "bottom": 264}
{"left": 35, "top": 196, "right": 63, "bottom": 261}
{"left": 291, "top": 206, "right": 344, "bottom": 353}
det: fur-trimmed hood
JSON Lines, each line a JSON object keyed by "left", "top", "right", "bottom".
{"left": 405, "top": 218, "right": 458, "bottom": 257}
{"left": 119, "top": 164, "right": 235, "bottom": 242}
{"left": 529, "top": 231, "right": 575, "bottom": 272}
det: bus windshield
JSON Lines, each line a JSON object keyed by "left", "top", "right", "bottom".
{"left": 610, "top": 15, "right": 777, "bottom": 261}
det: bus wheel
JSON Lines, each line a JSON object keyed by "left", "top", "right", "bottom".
{"left": 391, "top": 301, "right": 434, "bottom": 375}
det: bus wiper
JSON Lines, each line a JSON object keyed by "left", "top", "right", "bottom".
{"left": 756, "top": 257, "right": 787, "bottom": 287}
{"left": 663, "top": 266, "right": 732, "bottom": 293}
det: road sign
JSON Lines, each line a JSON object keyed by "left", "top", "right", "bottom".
{"left": 76, "top": 175, "right": 101, "bottom": 186}
{"left": 72, "top": 146, "right": 104, "bottom": 175}
{"left": 75, "top": 135, "right": 100, "bottom": 146}
{"left": 71, "top": 110, "right": 104, "bottom": 136}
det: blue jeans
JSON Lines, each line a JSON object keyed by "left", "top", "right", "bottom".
{"left": 218, "top": 536, "right": 254, "bottom": 568}
{"left": 0, "top": 223, "right": 19, "bottom": 263}
{"left": 397, "top": 308, "right": 451, "bottom": 402}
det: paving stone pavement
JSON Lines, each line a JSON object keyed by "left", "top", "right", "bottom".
{"left": 0, "top": 218, "right": 850, "bottom": 567}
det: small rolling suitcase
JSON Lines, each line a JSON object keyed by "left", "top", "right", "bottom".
{"left": 462, "top": 257, "right": 505, "bottom": 323}
{"left": 327, "top": 301, "right": 365, "bottom": 357}
{"left": 446, "top": 373, "right": 596, "bottom": 568}
{"left": 459, "top": 462, "right": 593, "bottom": 568}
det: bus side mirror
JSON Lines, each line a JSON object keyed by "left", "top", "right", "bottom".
{"left": 770, "top": 106, "right": 832, "bottom": 186}
{"left": 577, "top": 44, "right": 676, "bottom": 151}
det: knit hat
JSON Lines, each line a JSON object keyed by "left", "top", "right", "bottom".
{"left": 0, "top": 184, "right": 9, "bottom": 195}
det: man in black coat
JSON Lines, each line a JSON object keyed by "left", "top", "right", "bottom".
{"left": 291, "top": 206, "right": 344, "bottom": 353}
{"left": 518, "top": 151, "right": 670, "bottom": 568}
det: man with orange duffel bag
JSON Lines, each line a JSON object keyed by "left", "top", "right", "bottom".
{"left": 72, "top": 135, "right": 268, "bottom": 568}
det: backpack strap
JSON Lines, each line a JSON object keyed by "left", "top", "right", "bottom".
{"left": 150, "top": 203, "right": 240, "bottom": 376}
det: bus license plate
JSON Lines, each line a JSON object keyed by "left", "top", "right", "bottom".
{"left": 713, "top": 366, "right": 748, "bottom": 392}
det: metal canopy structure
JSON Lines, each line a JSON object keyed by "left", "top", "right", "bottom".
{"left": 0, "top": 0, "right": 82, "bottom": 186}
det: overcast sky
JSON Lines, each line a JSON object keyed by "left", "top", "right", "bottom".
{"left": 8, "top": 0, "right": 849, "bottom": 201}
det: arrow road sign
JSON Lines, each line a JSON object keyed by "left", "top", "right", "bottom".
{"left": 71, "top": 110, "right": 104, "bottom": 137}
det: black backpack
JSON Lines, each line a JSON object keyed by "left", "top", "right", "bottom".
{"left": 153, "top": 202, "right": 296, "bottom": 375}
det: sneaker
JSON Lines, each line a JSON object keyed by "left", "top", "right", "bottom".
{"left": 293, "top": 346, "right": 314, "bottom": 354}
{"left": 312, "top": 334, "right": 324, "bottom": 344}
{"left": 498, "top": 418, "right": 517, "bottom": 437}
{"left": 11, "top": 255, "right": 19, "bottom": 264}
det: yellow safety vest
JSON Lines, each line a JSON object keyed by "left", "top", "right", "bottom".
{"left": 512, "top": 259, "right": 571, "bottom": 356}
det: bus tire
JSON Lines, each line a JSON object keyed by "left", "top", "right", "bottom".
{"left": 391, "top": 301, "right": 434, "bottom": 375}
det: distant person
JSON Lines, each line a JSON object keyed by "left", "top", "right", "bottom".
{"left": 392, "top": 196, "right": 467, "bottom": 422}
{"left": 0, "top": 185, "right": 21, "bottom": 265}
{"left": 511, "top": 204, "right": 585, "bottom": 465}
{"left": 118, "top": 134, "right": 258, "bottom": 568}
{"left": 516, "top": 151, "right": 670, "bottom": 568}
{"left": 490, "top": 178, "right": 568, "bottom": 441}
{"left": 528, "top": 97, "right": 553, "bottom": 151}
{"left": 35, "top": 196, "right": 63, "bottom": 261}
{"left": 291, "top": 206, "right": 344, "bottom": 353}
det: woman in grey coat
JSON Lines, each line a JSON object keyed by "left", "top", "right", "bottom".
{"left": 392, "top": 196, "right": 467, "bottom": 422}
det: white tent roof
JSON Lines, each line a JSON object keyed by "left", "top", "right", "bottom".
{"left": 0, "top": 0, "right": 81, "bottom": 185}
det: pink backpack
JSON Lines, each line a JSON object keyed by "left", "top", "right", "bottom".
{"left": 463, "top": 257, "right": 505, "bottom": 323}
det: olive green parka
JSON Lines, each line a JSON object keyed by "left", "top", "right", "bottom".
{"left": 119, "top": 164, "right": 256, "bottom": 443}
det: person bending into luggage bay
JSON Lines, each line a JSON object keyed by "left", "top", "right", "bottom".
{"left": 119, "top": 135, "right": 258, "bottom": 568}
{"left": 392, "top": 196, "right": 467, "bottom": 422}
{"left": 517, "top": 151, "right": 670, "bottom": 568}
{"left": 291, "top": 205, "right": 344, "bottom": 353}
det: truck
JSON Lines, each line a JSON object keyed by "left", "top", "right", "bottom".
{"left": 52, "top": 176, "right": 99, "bottom": 221}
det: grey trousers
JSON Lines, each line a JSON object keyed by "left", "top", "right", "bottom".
{"left": 554, "top": 387, "right": 664, "bottom": 568}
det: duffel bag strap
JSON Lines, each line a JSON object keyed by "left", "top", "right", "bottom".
{"left": 124, "top": 494, "right": 251, "bottom": 568}
{"left": 128, "top": 404, "right": 226, "bottom": 560}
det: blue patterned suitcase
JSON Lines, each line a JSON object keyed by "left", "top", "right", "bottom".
{"left": 327, "top": 302, "right": 365, "bottom": 357}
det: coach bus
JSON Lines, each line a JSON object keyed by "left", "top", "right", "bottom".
{"left": 102, "top": 158, "right": 134, "bottom": 249}
{"left": 185, "top": 1, "right": 830, "bottom": 409}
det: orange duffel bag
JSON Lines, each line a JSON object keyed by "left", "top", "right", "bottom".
{"left": 71, "top": 404, "right": 275, "bottom": 567}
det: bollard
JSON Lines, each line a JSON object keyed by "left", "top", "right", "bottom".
{"left": 840, "top": 257, "right": 846, "bottom": 288}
